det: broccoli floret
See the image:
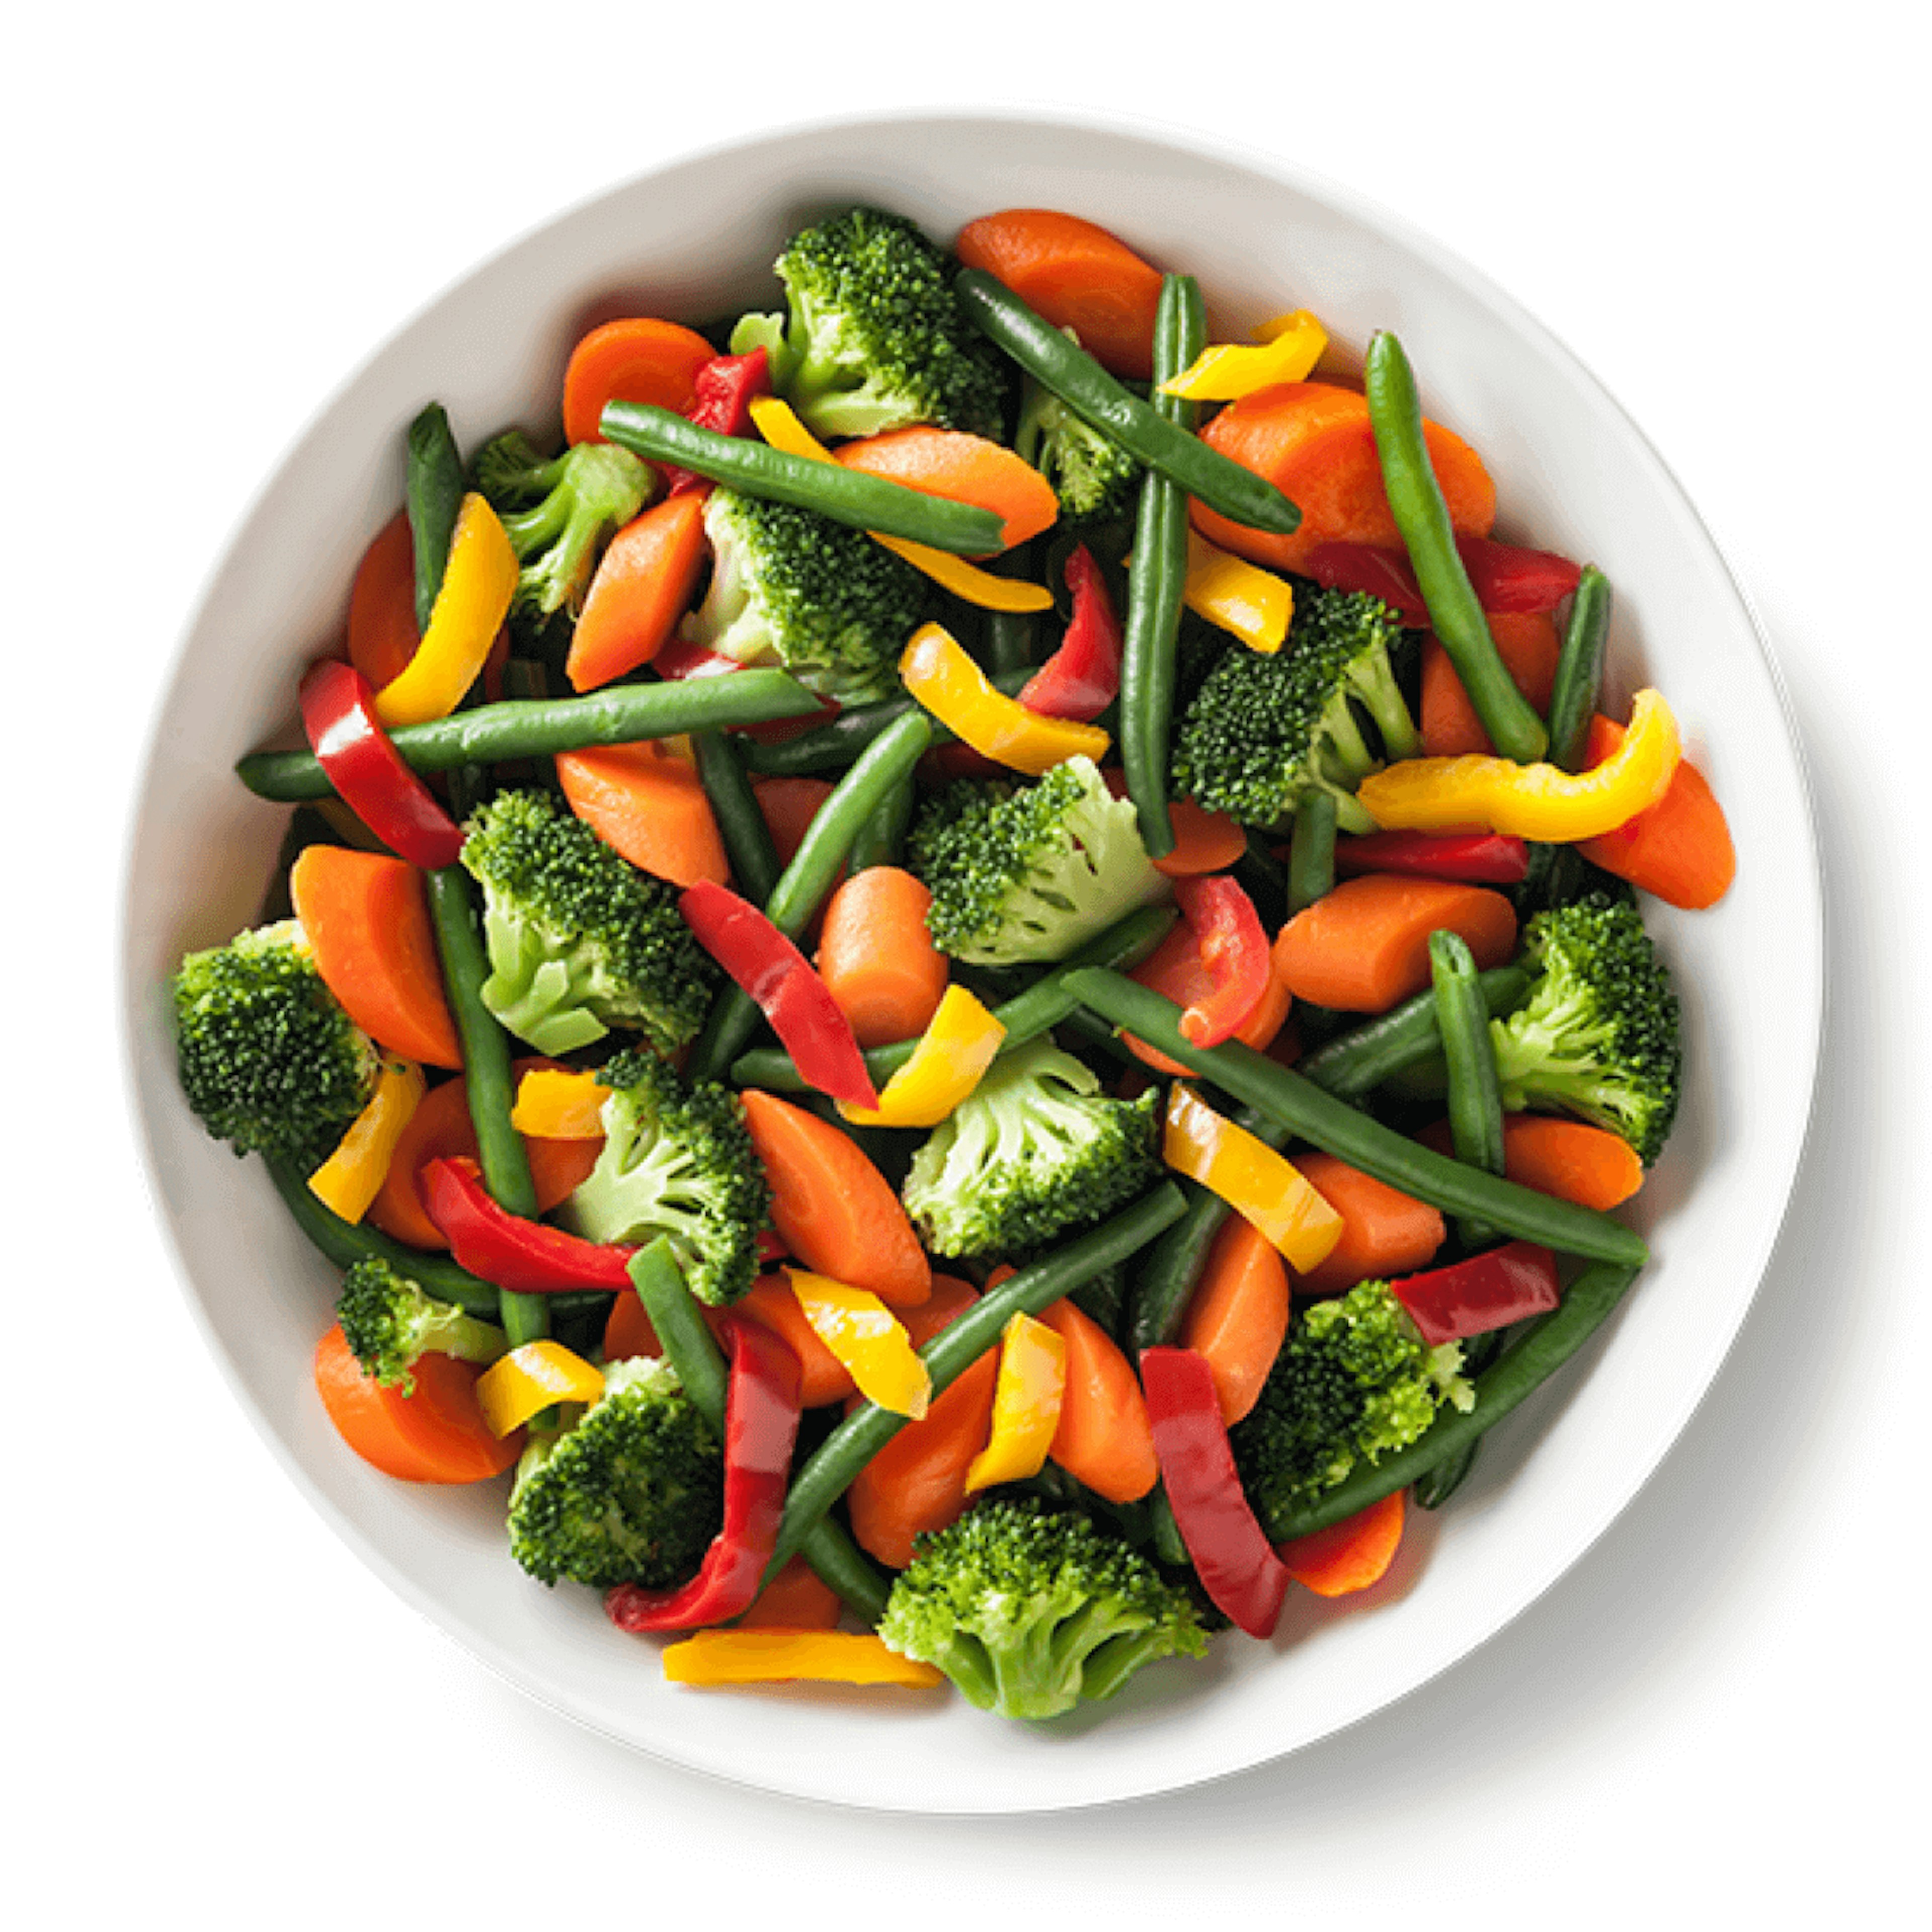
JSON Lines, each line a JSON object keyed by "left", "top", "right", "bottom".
{"left": 1014, "top": 368, "right": 1142, "bottom": 528}
{"left": 562, "top": 1051, "right": 771, "bottom": 1308}
{"left": 679, "top": 489, "right": 929, "bottom": 707}
{"left": 1232, "top": 1280, "right": 1473, "bottom": 1537}
{"left": 908, "top": 755, "right": 1170, "bottom": 967}
{"left": 506, "top": 1355, "right": 722, "bottom": 1590}
{"left": 459, "top": 789, "right": 718, "bottom": 1057}
{"left": 1170, "top": 584, "right": 1419, "bottom": 832}
{"left": 901, "top": 1036, "right": 1159, "bottom": 1260}
{"left": 172, "top": 920, "right": 380, "bottom": 1170}
{"left": 740, "top": 207, "right": 1007, "bottom": 441}
{"left": 473, "top": 430, "right": 652, "bottom": 617}
{"left": 335, "top": 1257, "right": 507, "bottom": 1394}
{"left": 877, "top": 1499, "right": 1208, "bottom": 1720}
{"left": 1489, "top": 891, "right": 1682, "bottom": 1166}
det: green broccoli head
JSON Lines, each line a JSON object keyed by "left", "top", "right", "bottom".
{"left": 459, "top": 789, "right": 718, "bottom": 1058}
{"left": 335, "top": 1256, "right": 507, "bottom": 1394}
{"left": 1232, "top": 1280, "right": 1472, "bottom": 1538}
{"left": 1014, "top": 370, "right": 1142, "bottom": 528}
{"left": 877, "top": 1499, "right": 1208, "bottom": 1720}
{"left": 1170, "top": 584, "right": 1419, "bottom": 832}
{"left": 1489, "top": 891, "right": 1682, "bottom": 1165}
{"left": 172, "top": 920, "right": 380, "bottom": 1170}
{"left": 908, "top": 755, "right": 1171, "bottom": 967}
{"left": 472, "top": 430, "right": 653, "bottom": 617}
{"left": 901, "top": 1036, "right": 1160, "bottom": 1260}
{"left": 680, "top": 489, "right": 929, "bottom": 707}
{"left": 561, "top": 1050, "right": 771, "bottom": 1308}
{"left": 506, "top": 1355, "right": 722, "bottom": 1590}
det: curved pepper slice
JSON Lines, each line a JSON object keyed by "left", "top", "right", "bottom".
{"left": 664, "top": 347, "right": 771, "bottom": 498}
{"left": 786, "top": 1269, "right": 930, "bottom": 1419}
{"left": 1182, "top": 531, "right": 1293, "bottom": 655}
{"left": 663, "top": 1630, "right": 946, "bottom": 1687}
{"left": 1334, "top": 830, "right": 1530, "bottom": 884}
{"left": 510, "top": 1067, "right": 611, "bottom": 1140}
{"left": 1161, "top": 309, "right": 1329, "bottom": 402}
{"left": 902, "top": 622, "right": 1110, "bottom": 776}
{"left": 1018, "top": 543, "right": 1121, "bottom": 721}
{"left": 422, "top": 1156, "right": 636, "bottom": 1292}
{"left": 373, "top": 493, "right": 519, "bottom": 728}
{"left": 964, "top": 1312, "right": 1068, "bottom": 1493}
{"left": 840, "top": 985, "right": 1006, "bottom": 1129}
{"left": 1390, "top": 1241, "right": 1560, "bottom": 1347}
{"left": 308, "top": 1058, "right": 425, "bottom": 1224}
{"left": 1170, "top": 876, "right": 1270, "bottom": 1048}
{"left": 1163, "top": 1085, "right": 1344, "bottom": 1273}
{"left": 1356, "top": 688, "right": 1681, "bottom": 841}
{"left": 475, "top": 1339, "right": 608, "bottom": 1436}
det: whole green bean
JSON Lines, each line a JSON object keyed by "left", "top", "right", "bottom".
{"left": 1297, "top": 964, "right": 1530, "bottom": 1100}
{"left": 1287, "top": 791, "right": 1338, "bottom": 915}
{"left": 1363, "top": 333, "right": 1547, "bottom": 763}
{"left": 1430, "top": 929, "right": 1505, "bottom": 1248}
{"left": 1546, "top": 565, "right": 1612, "bottom": 771}
{"left": 846, "top": 770, "right": 915, "bottom": 873}
{"left": 406, "top": 403, "right": 465, "bottom": 633}
{"left": 692, "top": 729, "right": 780, "bottom": 903}
{"left": 737, "top": 667, "right": 1032, "bottom": 777}
{"left": 1064, "top": 970, "right": 1647, "bottom": 1267}
{"left": 600, "top": 403, "right": 1003, "bottom": 555}
{"left": 238, "top": 670, "right": 826, "bottom": 802}
{"left": 953, "top": 269, "right": 1301, "bottom": 536}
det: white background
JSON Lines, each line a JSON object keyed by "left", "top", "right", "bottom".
{"left": 8, "top": 2, "right": 1928, "bottom": 1923}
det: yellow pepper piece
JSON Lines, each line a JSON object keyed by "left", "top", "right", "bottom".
{"left": 510, "top": 1068, "right": 611, "bottom": 1140}
{"left": 900, "top": 622, "right": 1110, "bottom": 776}
{"left": 663, "top": 1629, "right": 946, "bottom": 1688}
{"left": 1358, "top": 688, "right": 1682, "bottom": 841}
{"left": 1163, "top": 1084, "right": 1345, "bottom": 1273}
{"left": 839, "top": 986, "right": 1006, "bottom": 1129}
{"left": 748, "top": 397, "right": 1052, "bottom": 613}
{"left": 787, "top": 1269, "right": 932, "bottom": 1418}
{"left": 308, "top": 1059, "right": 425, "bottom": 1224}
{"left": 1161, "top": 309, "right": 1329, "bottom": 401}
{"left": 964, "top": 1313, "right": 1068, "bottom": 1493}
{"left": 475, "top": 1340, "right": 607, "bottom": 1438}
{"left": 1183, "top": 531, "right": 1293, "bottom": 654}
{"left": 373, "top": 494, "right": 519, "bottom": 728}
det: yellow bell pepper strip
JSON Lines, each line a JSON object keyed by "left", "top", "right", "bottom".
{"left": 839, "top": 985, "right": 1007, "bottom": 1129}
{"left": 308, "top": 1058, "right": 425, "bottom": 1224}
{"left": 900, "top": 622, "right": 1111, "bottom": 776}
{"left": 662, "top": 1629, "right": 946, "bottom": 1688}
{"left": 509, "top": 1067, "right": 611, "bottom": 1140}
{"left": 373, "top": 493, "right": 519, "bottom": 728}
{"left": 474, "top": 1338, "right": 607, "bottom": 1437}
{"left": 1160, "top": 309, "right": 1329, "bottom": 402}
{"left": 747, "top": 397, "right": 1052, "bottom": 613}
{"left": 964, "top": 1312, "right": 1069, "bottom": 1493}
{"left": 1182, "top": 531, "right": 1293, "bottom": 655}
{"left": 787, "top": 1269, "right": 932, "bottom": 1418}
{"left": 1357, "top": 688, "right": 1682, "bottom": 842}
{"left": 1163, "top": 1083, "right": 1344, "bottom": 1272}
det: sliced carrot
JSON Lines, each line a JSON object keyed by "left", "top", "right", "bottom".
{"left": 1276, "top": 1490, "right": 1406, "bottom": 1596}
{"left": 1496, "top": 1115, "right": 1644, "bottom": 1210}
{"left": 1292, "top": 1151, "right": 1446, "bottom": 1295}
{"left": 1179, "top": 1216, "right": 1291, "bottom": 1426}
{"left": 602, "top": 1287, "right": 662, "bottom": 1361}
{"left": 1420, "top": 612, "right": 1562, "bottom": 757}
{"left": 740, "top": 1090, "right": 930, "bottom": 1307}
{"left": 815, "top": 866, "right": 949, "bottom": 1050}
{"left": 313, "top": 1323, "right": 522, "bottom": 1483}
{"left": 734, "top": 1271, "right": 857, "bottom": 1406}
{"left": 565, "top": 494, "right": 710, "bottom": 692}
{"left": 1037, "top": 1298, "right": 1159, "bottom": 1503}
{"left": 954, "top": 209, "right": 1165, "bottom": 380}
{"left": 737, "top": 1555, "right": 844, "bottom": 1630}
{"left": 555, "top": 739, "right": 728, "bottom": 889}
{"left": 346, "top": 510, "right": 420, "bottom": 691}
{"left": 1190, "top": 382, "right": 1495, "bottom": 577}
{"left": 833, "top": 427, "right": 1060, "bottom": 552}
{"left": 1125, "top": 917, "right": 1291, "bottom": 1076}
{"left": 1576, "top": 714, "right": 1736, "bottom": 910}
{"left": 561, "top": 316, "right": 715, "bottom": 448}
{"left": 1271, "top": 873, "right": 1518, "bottom": 1013}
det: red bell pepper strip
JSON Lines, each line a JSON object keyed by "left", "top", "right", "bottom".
{"left": 664, "top": 347, "right": 772, "bottom": 497}
{"left": 1141, "top": 1346, "right": 1289, "bottom": 1638}
{"left": 1333, "top": 830, "right": 1531, "bottom": 885}
{"left": 605, "top": 1313, "right": 803, "bottom": 1632}
{"left": 1391, "top": 1241, "right": 1560, "bottom": 1347}
{"left": 651, "top": 635, "right": 745, "bottom": 681}
{"left": 421, "top": 1156, "right": 636, "bottom": 1293}
{"left": 678, "top": 880, "right": 879, "bottom": 1111}
{"left": 298, "top": 659, "right": 466, "bottom": 869}
{"left": 1303, "top": 541, "right": 1428, "bottom": 623}
{"left": 1170, "top": 875, "right": 1270, "bottom": 1048}
{"left": 1017, "top": 544, "right": 1121, "bottom": 722}
{"left": 1454, "top": 537, "right": 1583, "bottom": 614}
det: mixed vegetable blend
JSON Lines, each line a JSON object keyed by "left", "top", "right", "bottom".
{"left": 179, "top": 206, "right": 1735, "bottom": 1721}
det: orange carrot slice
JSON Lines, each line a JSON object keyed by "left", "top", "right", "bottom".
{"left": 566, "top": 494, "right": 710, "bottom": 692}
{"left": 834, "top": 426, "right": 1060, "bottom": 551}
{"left": 312, "top": 1324, "right": 521, "bottom": 1483}
{"left": 561, "top": 316, "right": 715, "bottom": 447}
{"left": 816, "top": 866, "right": 949, "bottom": 1049}
{"left": 1276, "top": 1490, "right": 1406, "bottom": 1596}
{"left": 1180, "top": 1216, "right": 1291, "bottom": 1426}
{"left": 555, "top": 739, "right": 728, "bottom": 889}
{"left": 1291, "top": 1152, "right": 1446, "bottom": 1294}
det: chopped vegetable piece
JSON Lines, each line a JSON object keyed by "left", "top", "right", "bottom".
{"left": 1390, "top": 1242, "right": 1560, "bottom": 1347}
{"left": 964, "top": 1312, "right": 1068, "bottom": 1491}
{"left": 422, "top": 1156, "right": 635, "bottom": 1293}
{"left": 1170, "top": 874, "right": 1271, "bottom": 1048}
{"left": 1017, "top": 543, "right": 1120, "bottom": 721}
{"left": 901, "top": 622, "right": 1110, "bottom": 774}
{"left": 663, "top": 1630, "right": 945, "bottom": 1688}
{"left": 1163, "top": 1084, "right": 1344, "bottom": 1272}
{"left": 308, "top": 1058, "right": 425, "bottom": 1224}
{"left": 509, "top": 1068, "right": 610, "bottom": 1141}
{"left": 1181, "top": 531, "right": 1293, "bottom": 654}
{"left": 475, "top": 1340, "right": 608, "bottom": 1436}
{"left": 372, "top": 494, "right": 519, "bottom": 728}
{"left": 1276, "top": 1490, "right": 1406, "bottom": 1597}
{"left": 1162, "top": 309, "right": 1328, "bottom": 400}
{"left": 839, "top": 985, "right": 1004, "bottom": 1129}
{"left": 787, "top": 1269, "right": 931, "bottom": 1419}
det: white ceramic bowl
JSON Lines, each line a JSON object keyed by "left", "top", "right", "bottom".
{"left": 122, "top": 110, "right": 1821, "bottom": 1812}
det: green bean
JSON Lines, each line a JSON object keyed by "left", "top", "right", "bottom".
{"left": 1296, "top": 964, "right": 1529, "bottom": 1101}
{"left": 954, "top": 269, "right": 1301, "bottom": 536}
{"left": 1430, "top": 929, "right": 1505, "bottom": 1249}
{"left": 846, "top": 770, "right": 915, "bottom": 873}
{"left": 1265, "top": 1261, "right": 1640, "bottom": 1538}
{"left": 406, "top": 403, "right": 464, "bottom": 633}
{"left": 1150, "top": 1486, "right": 1190, "bottom": 1569}
{"left": 600, "top": 403, "right": 1003, "bottom": 555}
{"left": 1546, "top": 565, "right": 1612, "bottom": 771}
{"left": 1287, "top": 791, "right": 1338, "bottom": 915}
{"left": 1064, "top": 970, "right": 1646, "bottom": 1267}
{"left": 766, "top": 1184, "right": 1188, "bottom": 1576}
{"left": 237, "top": 670, "right": 826, "bottom": 802}
{"left": 692, "top": 729, "right": 779, "bottom": 903}
{"left": 985, "top": 608, "right": 1037, "bottom": 678}
{"left": 737, "top": 667, "right": 1032, "bottom": 777}
{"left": 1362, "top": 333, "right": 1547, "bottom": 763}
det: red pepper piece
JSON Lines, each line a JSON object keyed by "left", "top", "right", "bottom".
{"left": 1303, "top": 542, "right": 1428, "bottom": 623}
{"left": 1390, "top": 1241, "right": 1560, "bottom": 1347}
{"left": 421, "top": 1156, "right": 636, "bottom": 1293}
{"left": 650, "top": 635, "right": 745, "bottom": 681}
{"left": 678, "top": 881, "right": 879, "bottom": 1111}
{"left": 1171, "top": 875, "right": 1270, "bottom": 1048}
{"left": 1018, "top": 544, "right": 1121, "bottom": 722}
{"left": 1141, "top": 1346, "right": 1290, "bottom": 1639}
{"left": 605, "top": 1313, "right": 803, "bottom": 1631}
{"left": 664, "top": 347, "right": 772, "bottom": 497}
{"left": 298, "top": 659, "right": 466, "bottom": 869}
{"left": 1334, "top": 830, "right": 1531, "bottom": 885}
{"left": 1454, "top": 536, "right": 1583, "bottom": 614}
